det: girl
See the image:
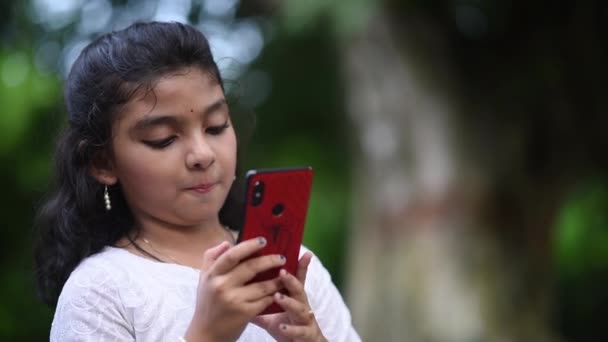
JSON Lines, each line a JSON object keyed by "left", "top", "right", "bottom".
{"left": 35, "top": 21, "right": 360, "bottom": 341}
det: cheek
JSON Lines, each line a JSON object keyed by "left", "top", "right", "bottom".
{"left": 220, "top": 130, "right": 238, "bottom": 172}
{"left": 113, "top": 147, "right": 178, "bottom": 191}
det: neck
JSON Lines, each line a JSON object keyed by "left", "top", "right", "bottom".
{"left": 127, "top": 216, "right": 235, "bottom": 268}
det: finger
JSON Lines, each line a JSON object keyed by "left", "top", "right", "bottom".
{"left": 296, "top": 252, "right": 313, "bottom": 284}
{"left": 237, "top": 277, "right": 283, "bottom": 302}
{"left": 245, "top": 295, "right": 275, "bottom": 317}
{"left": 278, "top": 323, "right": 315, "bottom": 340}
{"left": 228, "top": 254, "right": 286, "bottom": 285}
{"left": 274, "top": 292, "right": 313, "bottom": 324}
{"left": 210, "top": 237, "right": 267, "bottom": 276}
{"left": 251, "top": 315, "right": 273, "bottom": 330}
{"left": 200, "top": 241, "right": 231, "bottom": 270}
{"left": 280, "top": 269, "right": 308, "bottom": 303}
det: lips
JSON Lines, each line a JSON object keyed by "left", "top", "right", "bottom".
{"left": 187, "top": 182, "right": 217, "bottom": 194}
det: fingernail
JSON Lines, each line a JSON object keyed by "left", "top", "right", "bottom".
{"left": 279, "top": 255, "right": 286, "bottom": 263}
{"left": 258, "top": 237, "right": 266, "bottom": 245}
{"left": 280, "top": 269, "right": 287, "bottom": 276}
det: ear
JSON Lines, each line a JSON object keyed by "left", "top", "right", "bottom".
{"left": 89, "top": 150, "right": 118, "bottom": 186}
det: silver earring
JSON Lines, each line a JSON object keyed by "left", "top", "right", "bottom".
{"left": 104, "top": 185, "right": 112, "bottom": 211}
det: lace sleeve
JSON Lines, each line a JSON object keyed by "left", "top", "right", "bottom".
{"left": 303, "top": 248, "right": 362, "bottom": 342}
{"left": 50, "top": 264, "right": 134, "bottom": 342}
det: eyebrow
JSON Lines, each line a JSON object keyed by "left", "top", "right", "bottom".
{"left": 132, "top": 98, "right": 228, "bottom": 131}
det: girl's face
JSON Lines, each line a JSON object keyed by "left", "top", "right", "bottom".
{"left": 98, "top": 67, "right": 237, "bottom": 230}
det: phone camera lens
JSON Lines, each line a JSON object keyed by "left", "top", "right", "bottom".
{"left": 252, "top": 180, "right": 264, "bottom": 206}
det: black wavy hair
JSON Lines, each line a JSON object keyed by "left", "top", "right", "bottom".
{"left": 34, "top": 21, "right": 247, "bottom": 307}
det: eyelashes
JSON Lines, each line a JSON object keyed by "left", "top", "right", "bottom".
{"left": 206, "top": 122, "right": 230, "bottom": 135}
{"left": 142, "top": 121, "right": 230, "bottom": 149}
{"left": 142, "top": 136, "right": 177, "bottom": 149}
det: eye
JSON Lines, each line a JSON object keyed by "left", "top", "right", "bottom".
{"left": 142, "top": 136, "right": 177, "bottom": 149}
{"left": 206, "top": 121, "right": 230, "bottom": 135}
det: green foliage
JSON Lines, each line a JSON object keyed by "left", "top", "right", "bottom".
{"left": 554, "top": 181, "right": 608, "bottom": 278}
{"left": 553, "top": 180, "right": 608, "bottom": 341}
{"left": 0, "top": 50, "right": 59, "bottom": 157}
{"left": 280, "top": 0, "right": 375, "bottom": 37}
{"left": 0, "top": 50, "right": 61, "bottom": 340}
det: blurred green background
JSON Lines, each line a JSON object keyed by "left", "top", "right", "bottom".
{"left": 1, "top": 0, "right": 607, "bottom": 341}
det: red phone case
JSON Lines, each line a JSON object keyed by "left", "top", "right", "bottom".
{"left": 238, "top": 167, "right": 313, "bottom": 315}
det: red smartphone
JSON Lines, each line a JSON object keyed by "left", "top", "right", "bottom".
{"left": 237, "top": 167, "right": 314, "bottom": 315}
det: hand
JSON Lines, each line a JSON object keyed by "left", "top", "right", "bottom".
{"left": 253, "top": 252, "right": 328, "bottom": 342}
{"left": 184, "top": 238, "right": 286, "bottom": 342}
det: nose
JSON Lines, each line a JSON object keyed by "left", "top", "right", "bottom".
{"left": 185, "top": 135, "right": 215, "bottom": 170}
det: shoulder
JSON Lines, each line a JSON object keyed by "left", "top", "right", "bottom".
{"left": 51, "top": 248, "right": 134, "bottom": 340}
{"left": 55, "top": 246, "right": 192, "bottom": 310}
{"left": 58, "top": 248, "right": 127, "bottom": 304}
{"left": 52, "top": 247, "right": 200, "bottom": 341}
{"left": 53, "top": 247, "right": 140, "bottom": 316}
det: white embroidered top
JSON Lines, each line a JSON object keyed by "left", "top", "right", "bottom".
{"left": 50, "top": 245, "right": 360, "bottom": 341}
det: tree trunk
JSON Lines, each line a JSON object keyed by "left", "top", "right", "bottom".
{"left": 342, "top": 9, "right": 556, "bottom": 342}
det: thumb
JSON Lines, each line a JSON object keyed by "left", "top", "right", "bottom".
{"left": 296, "top": 252, "right": 313, "bottom": 284}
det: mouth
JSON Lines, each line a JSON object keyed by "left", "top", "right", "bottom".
{"left": 187, "top": 182, "right": 218, "bottom": 194}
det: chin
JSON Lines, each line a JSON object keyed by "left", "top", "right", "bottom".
{"left": 180, "top": 210, "right": 220, "bottom": 224}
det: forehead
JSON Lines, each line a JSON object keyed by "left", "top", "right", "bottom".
{"left": 148, "top": 67, "right": 220, "bottom": 99}
{"left": 117, "top": 67, "right": 224, "bottom": 123}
